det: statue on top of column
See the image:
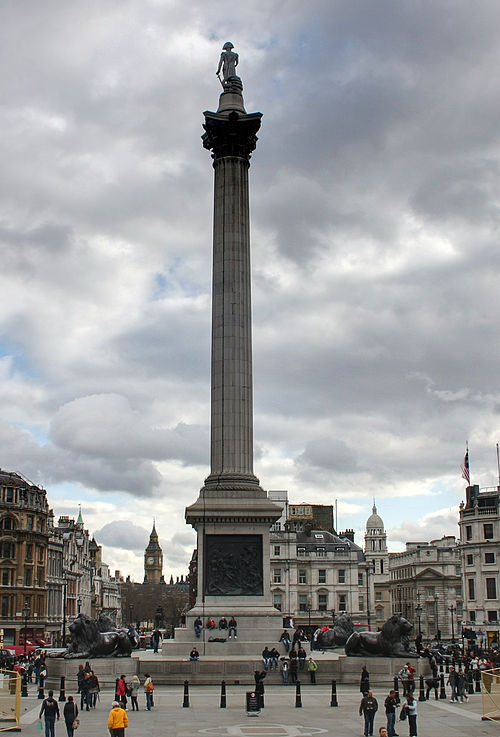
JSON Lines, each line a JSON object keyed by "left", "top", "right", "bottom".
{"left": 216, "top": 42, "right": 243, "bottom": 92}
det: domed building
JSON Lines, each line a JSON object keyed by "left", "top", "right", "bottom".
{"left": 364, "top": 502, "right": 390, "bottom": 627}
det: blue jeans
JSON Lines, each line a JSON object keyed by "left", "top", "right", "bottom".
{"left": 363, "top": 711, "right": 375, "bottom": 736}
{"left": 386, "top": 712, "right": 396, "bottom": 736}
{"left": 228, "top": 627, "right": 237, "bottom": 638}
{"left": 146, "top": 691, "right": 153, "bottom": 710}
{"left": 194, "top": 626, "right": 201, "bottom": 638}
{"left": 44, "top": 717, "right": 56, "bottom": 737}
{"left": 408, "top": 713, "right": 417, "bottom": 736}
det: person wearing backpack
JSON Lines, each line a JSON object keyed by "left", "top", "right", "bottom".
{"left": 39, "top": 689, "right": 60, "bottom": 737}
{"left": 144, "top": 673, "right": 154, "bottom": 710}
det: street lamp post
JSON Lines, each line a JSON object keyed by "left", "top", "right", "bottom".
{"left": 434, "top": 594, "right": 440, "bottom": 640}
{"left": 415, "top": 604, "right": 422, "bottom": 635}
{"left": 397, "top": 584, "right": 402, "bottom": 615}
{"left": 448, "top": 604, "right": 456, "bottom": 643}
{"left": 77, "top": 598, "right": 82, "bottom": 615}
{"left": 22, "top": 602, "right": 30, "bottom": 658}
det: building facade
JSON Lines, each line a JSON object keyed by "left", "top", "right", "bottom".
{"left": 364, "top": 504, "right": 391, "bottom": 629}
{"left": 389, "top": 536, "right": 462, "bottom": 641}
{"left": 458, "top": 483, "right": 500, "bottom": 646}
{"left": 0, "top": 470, "right": 50, "bottom": 645}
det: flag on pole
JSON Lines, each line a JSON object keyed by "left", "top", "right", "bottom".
{"left": 461, "top": 446, "right": 470, "bottom": 484}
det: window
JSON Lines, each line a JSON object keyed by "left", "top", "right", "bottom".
{"left": 468, "top": 579, "right": 475, "bottom": 600}
{"left": 358, "top": 572, "right": 364, "bottom": 586}
{"left": 338, "top": 570, "right": 346, "bottom": 584}
{"left": 470, "top": 610, "right": 476, "bottom": 621}
{"left": 273, "top": 545, "right": 281, "bottom": 556}
{"left": 5, "top": 488, "right": 13, "bottom": 503}
{"left": 359, "top": 595, "right": 364, "bottom": 611}
{"left": 299, "top": 569, "right": 307, "bottom": 585}
{"left": 299, "top": 595, "right": 308, "bottom": 612}
{"left": 486, "top": 578, "right": 497, "bottom": 600}
{"left": 465, "top": 525, "right": 472, "bottom": 541}
{"left": 1, "top": 596, "right": 10, "bottom": 617}
{"left": 316, "top": 547, "right": 326, "bottom": 557}
{"left": 297, "top": 547, "right": 306, "bottom": 557}
{"left": 488, "top": 611, "right": 498, "bottom": 622}
{"left": 25, "top": 544, "right": 33, "bottom": 562}
{"left": 338, "top": 595, "right": 346, "bottom": 611}
{"left": 27, "top": 516, "right": 33, "bottom": 531}
{"left": 2, "top": 542, "right": 14, "bottom": 559}
{"left": 375, "top": 592, "right": 382, "bottom": 601}
{"left": 376, "top": 607, "right": 383, "bottom": 618}
{"left": 273, "top": 593, "right": 282, "bottom": 611}
{"left": 466, "top": 554, "right": 474, "bottom": 565}
{"left": 380, "top": 560, "right": 384, "bottom": 574}
{"left": 318, "top": 569, "right": 326, "bottom": 584}
{"left": 2, "top": 517, "right": 15, "bottom": 531}
{"left": 273, "top": 568, "right": 282, "bottom": 584}
{"left": 484, "top": 524, "right": 494, "bottom": 540}
{"left": 318, "top": 593, "right": 328, "bottom": 611}
{"left": 1, "top": 569, "right": 11, "bottom": 586}
{"left": 485, "top": 553, "right": 496, "bottom": 564}
{"left": 24, "top": 568, "right": 32, "bottom": 587}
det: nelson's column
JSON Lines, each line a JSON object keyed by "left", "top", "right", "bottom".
{"left": 185, "top": 44, "right": 281, "bottom": 641}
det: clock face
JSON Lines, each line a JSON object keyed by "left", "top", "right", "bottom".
{"left": 147, "top": 556, "right": 155, "bottom": 564}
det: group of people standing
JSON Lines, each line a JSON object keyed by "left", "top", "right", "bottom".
{"left": 359, "top": 684, "right": 417, "bottom": 737}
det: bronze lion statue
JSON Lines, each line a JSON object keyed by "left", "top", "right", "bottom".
{"left": 64, "top": 614, "right": 132, "bottom": 659}
{"left": 313, "top": 614, "right": 354, "bottom": 649}
{"left": 344, "top": 615, "right": 415, "bottom": 657}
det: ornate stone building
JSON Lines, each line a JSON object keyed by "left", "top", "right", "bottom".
{"left": 144, "top": 522, "right": 164, "bottom": 584}
{"left": 458, "top": 483, "right": 500, "bottom": 646}
{"left": 389, "top": 535, "right": 462, "bottom": 640}
{"left": 364, "top": 503, "right": 391, "bottom": 629}
{"left": 0, "top": 470, "right": 50, "bottom": 645}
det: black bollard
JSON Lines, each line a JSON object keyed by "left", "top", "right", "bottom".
{"left": 439, "top": 662, "right": 444, "bottom": 675}
{"left": 418, "top": 674, "right": 425, "bottom": 702}
{"left": 21, "top": 672, "right": 28, "bottom": 698}
{"left": 183, "top": 680, "right": 190, "bottom": 708}
{"left": 439, "top": 673, "right": 446, "bottom": 700}
{"left": 220, "top": 680, "right": 226, "bottom": 708}
{"left": 59, "top": 676, "right": 66, "bottom": 702}
{"left": 295, "top": 680, "right": 302, "bottom": 708}
{"left": 445, "top": 661, "right": 449, "bottom": 674}
{"left": 330, "top": 679, "right": 338, "bottom": 707}
{"left": 38, "top": 674, "right": 45, "bottom": 700}
{"left": 393, "top": 676, "right": 400, "bottom": 704}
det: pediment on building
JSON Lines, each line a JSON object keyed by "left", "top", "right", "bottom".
{"left": 414, "top": 567, "right": 445, "bottom": 580}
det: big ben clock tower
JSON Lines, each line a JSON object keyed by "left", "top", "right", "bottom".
{"left": 144, "top": 521, "right": 163, "bottom": 584}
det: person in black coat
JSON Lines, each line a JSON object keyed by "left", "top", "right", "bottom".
{"left": 360, "top": 665, "right": 370, "bottom": 693}
{"left": 63, "top": 695, "right": 78, "bottom": 737}
{"left": 254, "top": 670, "right": 266, "bottom": 708}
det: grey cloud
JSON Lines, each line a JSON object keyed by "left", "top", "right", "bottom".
{"left": 94, "top": 521, "right": 149, "bottom": 551}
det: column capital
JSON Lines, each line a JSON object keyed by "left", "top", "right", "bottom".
{"left": 202, "top": 111, "right": 262, "bottom": 162}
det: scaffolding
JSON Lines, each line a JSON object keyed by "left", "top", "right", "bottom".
{"left": 0, "top": 670, "right": 20, "bottom": 731}
{"left": 481, "top": 667, "right": 500, "bottom": 721}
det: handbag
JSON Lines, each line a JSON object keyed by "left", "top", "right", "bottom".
{"left": 72, "top": 718, "right": 80, "bottom": 730}
{"left": 399, "top": 705, "right": 408, "bottom": 721}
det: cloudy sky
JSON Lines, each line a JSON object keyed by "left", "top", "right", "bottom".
{"left": 1, "top": 0, "right": 499, "bottom": 581}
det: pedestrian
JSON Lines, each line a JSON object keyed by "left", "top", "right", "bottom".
{"left": 80, "top": 672, "right": 90, "bottom": 711}
{"left": 457, "top": 669, "right": 469, "bottom": 702}
{"left": 262, "top": 646, "right": 271, "bottom": 669}
{"left": 128, "top": 674, "right": 140, "bottom": 711}
{"left": 269, "top": 648, "right": 279, "bottom": 670}
{"left": 116, "top": 674, "right": 127, "bottom": 710}
{"left": 359, "top": 689, "right": 378, "bottom": 737}
{"left": 280, "top": 658, "right": 289, "bottom": 685}
{"left": 76, "top": 665, "right": 85, "bottom": 697}
{"left": 152, "top": 628, "right": 162, "bottom": 653}
{"left": 360, "top": 665, "right": 370, "bottom": 694}
{"left": 398, "top": 664, "right": 410, "bottom": 697}
{"left": 228, "top": 616, "right": 238, "bottom": 638}
{"left": 107, "top": 700, "right": 128, "bottom": 737}
{"left": 447, "top": 666, "right": 459, "bottom": 702}
{"left": 84, "top": 661, "right": 92, "bottom": 674}
{"left": 307, "top": 657, "right": 318, "bottom": 684}
{"left": 39, "top": 689, "right": 60, "bottom": 737}
{"left": 88, "top": 670, "right": 100, "bottom": 708}
{"left": 400, "top": 693, "right": 417, "bottom": 737}
{"left": 384, "top": 689, "right": 398, "bottom": 737}
{"left": 254, "top": 670, "right": 266, "bottom": 708}
{"left": 189, "top": 648, "right": 200, "bottom": 661}
{"left": 290, "top": 656, "right": 298, "bottom": 684}
{"left": 63, "top": 695, "right": 78, "bottom": 737}
{"left": 144, "top": 672, "right": 154, "bottom": 710}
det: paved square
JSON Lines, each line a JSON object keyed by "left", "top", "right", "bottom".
{"left": 19, "top": 683, "right": 500, "bottom": 737}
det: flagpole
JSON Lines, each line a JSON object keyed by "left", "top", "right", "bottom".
{"left": 496, "top": 442, "right": 500, "bottom": 488}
